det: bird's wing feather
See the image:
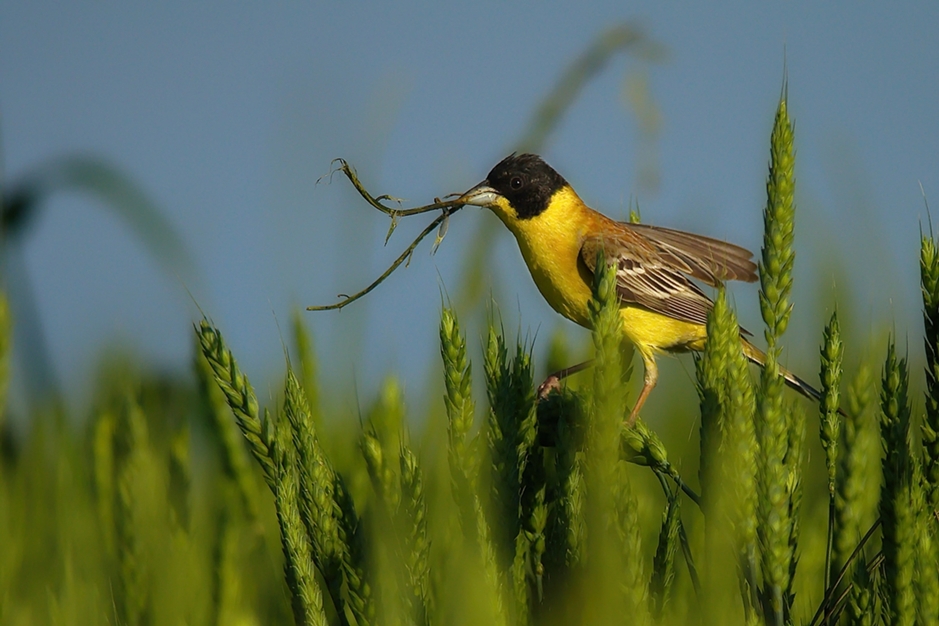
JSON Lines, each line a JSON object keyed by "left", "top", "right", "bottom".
{"left": 580, "top": 230, "right": 716, "bottom": 327}
{"left": 622, "top": 223, "right": 758, "bottom": 286}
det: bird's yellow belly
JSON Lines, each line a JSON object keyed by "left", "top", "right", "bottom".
{"left": 616, "top": 306, "right": 707, "bottom": 355}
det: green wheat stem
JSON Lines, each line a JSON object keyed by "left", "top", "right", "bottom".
{"left": 209, "top": 492, "right": 230, "bottom": 626}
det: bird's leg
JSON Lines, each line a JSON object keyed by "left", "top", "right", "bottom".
{"left": 536, "top": 359, "right": 595, "bottom": 400}
{"left": 626, "top": 354, "right": 658, "bottom": 427}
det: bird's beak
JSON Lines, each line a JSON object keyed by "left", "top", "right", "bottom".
{"left": 458, "top": 180, "right": 500, "bottom": 207}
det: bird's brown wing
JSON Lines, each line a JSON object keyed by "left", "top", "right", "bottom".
{"left": 579, "top": 224, "right": 756, "bottom": 327}
{"left": 623, "top": 223, "right": 758, "bottom": 285}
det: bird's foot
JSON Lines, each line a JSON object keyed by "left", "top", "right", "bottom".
{"left": 625, "top": 405, "right": 640, "bottom": 428}
{"left": 536, "top": 375, "right": 562, "bottom": 401}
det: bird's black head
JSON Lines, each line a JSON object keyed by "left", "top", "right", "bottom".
{"left": 484, "top": 153, "right": 568, "bottom": 219}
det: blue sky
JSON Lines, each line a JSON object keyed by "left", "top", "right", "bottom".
{"left": 2, "top": 3, "right": 937, "bottom": 416}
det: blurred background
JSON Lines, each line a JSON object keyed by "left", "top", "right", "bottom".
{"left": 2, "top": 2, "right": 938, "bottom": 425}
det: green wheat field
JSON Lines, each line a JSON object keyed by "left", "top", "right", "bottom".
{"left": 2, "top": 32, "right": 938, "bottom": 626}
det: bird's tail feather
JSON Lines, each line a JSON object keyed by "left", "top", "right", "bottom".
{"left": 741, "top": 339, "right": 823, "bottom": 404}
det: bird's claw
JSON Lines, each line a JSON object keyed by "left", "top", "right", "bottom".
{"left": 536, "top": 375, "right": 562, "bottom": 401}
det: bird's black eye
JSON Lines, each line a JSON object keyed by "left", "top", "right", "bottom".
{"left": 510, "top": 176, "right": 523, "bottom": 190}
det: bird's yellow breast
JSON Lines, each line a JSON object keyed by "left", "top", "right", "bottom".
{"left": 491, "top": 187, "right": 595, "bottom": 327}
{"left": 490, "top": 186, "right": 709, "bottom": 355}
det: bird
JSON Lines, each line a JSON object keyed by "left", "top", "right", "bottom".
{"left": 458, "top": 152, "right": 822, "bottom": 426}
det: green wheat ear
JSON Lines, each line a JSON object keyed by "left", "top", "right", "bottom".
{"left": 286, "top": 368, "right": 374, "bottom": 626}
{"left": 481, "top": 319, "right": 542, "bottom": 624}
{"left": 271, "top": 414, "right": 328, "bottom": 626}
{"left": 440, "top": 307, "right": 508, "bottom": 625}
{"left": 584, "top": 252, "right": 648, "bottom": 624}
{"left": 168, "top": 424, "right": 192, "bottom": 530}
{"left": 586, "top": 248, "right": 625, "bottom": 488}
{"left": 819, "top": 311, "right": 843, "bottom": 590}
{"left": 846, "top": 556, "right": 878, "bottom": 626}
{"left": 836, "top": 363, "right": 880, "bottom": 573}
{"left": 197, "top": 319, "right": 335, "bottom": 626}
{"left": 878, "top": 341, "right": 917, "bottom": 625}
{"left": 482, "top": 321, "right": 533, "bottom": 541}
{"left": 920, "top": 232, "right": 939, "bottom": 509}
{"left": 398, "top": 444, "right": 432, "bottom": 624}
{"left": 915, "top": 487, "right": 939, "bottom": 622}
{"left": 440, "top": 307, "right": 475, "bottom": 459}
{"left": 695, "top": 287, "right": 759, "bottom": 617}
{"left": 196, "top": 319, "right": 276, "bottom": 488}
{"left": 819, "top": 312, "right": 843, "bottom": 488}
{"left": 193, "top": 331, "right": 260, "bottom": 521}
{"left": 114, "top": 397, "right": 154, "bottom": 626}
{"left": 587, "top": 249, "right": 627, "bottom": 479}
{"left": 439, "top": 307, "right": 477, "bottom": 522}
{"left": 283, "top": 369, "right": 345, "bottom": 621}
{"left": 695, "top": 286, "right": 735, "bottom": 513}
{"left": 0, "top": 290, "right": 9, "bottom": 431}
{"left": 649, "top": 493, "right": 680, "bottom": 620}
{"left": 755, "top": 90, "right": 801, "bottom": 626}
{"left": 759, "top": 95, "right": 796, "bottom": 350}
{"left": 92, "top": 409, "right": 117, "bottom": 556}
{"left": 292, "top": 308, "right": 322, "bottom": 428}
